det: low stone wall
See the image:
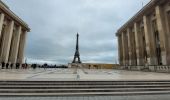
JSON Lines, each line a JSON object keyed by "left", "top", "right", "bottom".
{"left": 154, "top": 66, "right": 170, "bottom": 73}
{"left": 119, "top": 65, "right": 170, "bottom": 73}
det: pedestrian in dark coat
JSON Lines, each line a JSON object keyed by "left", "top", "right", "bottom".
{"left": 6, "top": 63, "right": 9, "bottom": 69}
{"left": 1, "top": 62, "right": 5, "bottom": 69}
{"left": 10, "top": 63, "right": 13, "bottom": 69}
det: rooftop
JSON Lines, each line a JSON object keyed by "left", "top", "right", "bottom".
{"left": 116, "top": 0, "right": 167, "bottom": 36}
{"left": 0, "top": 0, "right": 30, "bottom": 31}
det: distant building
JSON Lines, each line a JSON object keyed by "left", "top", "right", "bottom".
{"left": 68, "top": 63, "right": 118, "bottom": 69}
{"left": 116, "top": 0, "right": 170, "bottom": 66}
{"left": 0, "top": 1, "right": 30, "bottom": 64}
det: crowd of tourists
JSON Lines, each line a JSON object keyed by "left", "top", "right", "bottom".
{"left": 31, "top": 64, "right": 68, "bottom": 69}
{"left": 0, "top": 62, "right": 68, "bottom": 69}
{"left": 1, "top": 62, "right": 28, "bottom": 69}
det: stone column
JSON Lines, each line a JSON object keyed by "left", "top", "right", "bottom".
{"left": 127, "top": 28, "right": 132, "bottom": 65}
{"left": 155, "top": 5, "right": 168, "bottom": 65}
{"left": 131, "top": 30, "right": 137, "bottom": 66}
{"left": 134, "top": 22, "right": 144, "bottom": 65}
{"left": 122, "top": 31, "right": 129, "bottom": 65}
{"left": 143, "top": 15, "right": 157, "bottom": 65}
{"left": 121, "top": 32, "right": 126, "bottom": 65}
{"left": 18, "top": 30, "right": 27, "bottom": 64}
{"left": 118, "top": 36, "right": 121, "bottom": 65}
{"left": 118, "top": 35, "right": 123, "bottom": 65}
{"left": 1, "top": 20, "right": 14, "bottom": 63}
{"left": 0, "top": 13, "right": 4, "bottom": 38}
{"left": 125, "top": 32, "right": 129, "bottom": 65}
{"left": 0, "top": 13, "right": 4, "bottom": 62}
{"left": 9, "top": 26, "right": 22, "bottom": 63}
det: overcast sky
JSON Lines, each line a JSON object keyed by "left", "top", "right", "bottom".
{"left": 2, "top": 0, "right": 150, "bottom": 64}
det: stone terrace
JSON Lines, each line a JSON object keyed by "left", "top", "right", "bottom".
{"left": 0, "top": 68, "right": 170, "bottom": 81}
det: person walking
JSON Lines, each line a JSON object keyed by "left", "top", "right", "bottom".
{"left": 10, "top": 63, "right": 13, "bottom": 69}
{"left": 16, "top": 63, "right": 20, "bottom": 69}
{"left": 6, "top": 63, "right": 9, "bottom": 69}
{"left": 25, "top": 63, "right": 28, "bottom": 69}
{"left": 22, "top": 64, "right": 25, "bottom": 69}
{"left": 1, "top": 62, "right": 5, "bottom": 69}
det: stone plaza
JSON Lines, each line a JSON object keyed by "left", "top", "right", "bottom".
{"left": 0, "top": 68, "right": 170, "bottom": 81}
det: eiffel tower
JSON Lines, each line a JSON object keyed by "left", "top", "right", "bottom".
{"left": 72, "top": 33, "right": 82, "bottom": 63}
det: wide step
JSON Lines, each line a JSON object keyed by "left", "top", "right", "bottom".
{"left": 0, "top": 81, "right": 169, "bottom": 96}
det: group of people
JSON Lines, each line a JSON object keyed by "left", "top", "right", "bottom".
{"left": 31, "top": 63, "right": 68, "bottom": 69}
{"left": 1, "top": 62, "right": 28, "bottom": 69}
{"left": 31, "top": 63, "right": 59, "bottom": 69}
{"left": 0, "top": 62, "right": 68, "bottom": 69}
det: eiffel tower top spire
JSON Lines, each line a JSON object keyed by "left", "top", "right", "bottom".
{"left": 76, "top": 33, "right": 79, "bottom": 50}
{"left": 72, "top": 33, "right": 81, "bottom": 63}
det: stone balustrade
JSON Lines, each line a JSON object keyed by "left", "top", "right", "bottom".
{"left": 119, "top": 65, "right": 170, "bottom": 73}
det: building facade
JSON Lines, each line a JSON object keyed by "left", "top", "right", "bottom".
{"left": 0, "top": 1, "right": 30, "bottom": 64}
{"left": 116, "top": 0, "right": 170, "bottom": 66}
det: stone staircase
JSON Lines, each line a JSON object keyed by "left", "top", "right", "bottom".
{"left": 0, "top": 81, "right": 170, "bottom": 96}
